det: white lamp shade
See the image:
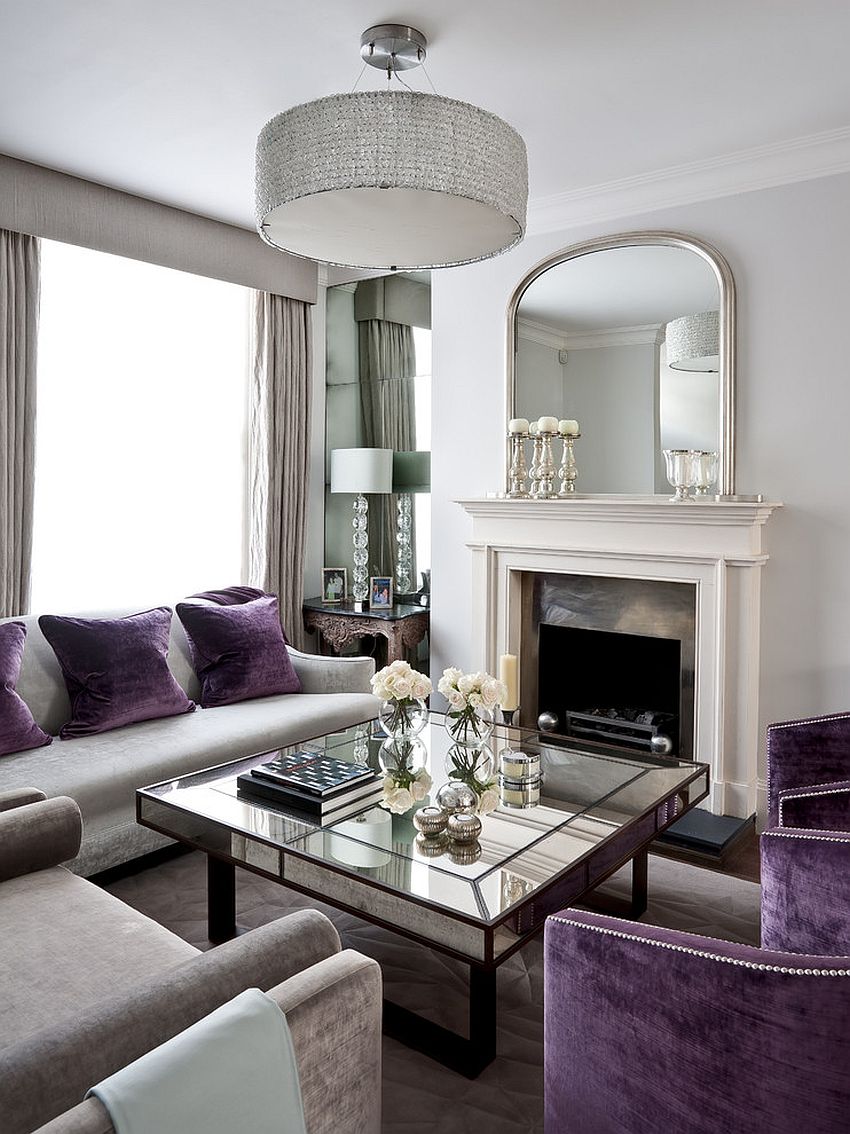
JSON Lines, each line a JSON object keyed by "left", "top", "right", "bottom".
{"left": 256, "top": 90, "right": 527, "bottom": 270}
{"left": 330, "top": 448, "right": 393, "bottom": 494}
{"left": 665, "top": 310, "right": 720, "bottom": 372}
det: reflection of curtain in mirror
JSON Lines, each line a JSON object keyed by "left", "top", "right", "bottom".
{"left": 358, "top": 319, "right": 416, "bottom": 584}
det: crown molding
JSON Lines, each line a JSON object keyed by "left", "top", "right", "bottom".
{"left": 516, "top": 317, "right": 569, "bottom": 350}
{"left": 527, "top": 127, "right": 850, "bottom": 234}
{"left": 517, "top": 317, "right": 663, "bottom": 351}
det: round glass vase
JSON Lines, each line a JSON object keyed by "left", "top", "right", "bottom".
{"left": 378, "top": 737, "right": 428, "bottom": 779}
{"left": 444, "top": 705, "right": 495, "bottom": 749}
{"left": 444, "top": 744, "right": 496, "bottom": 793}
{"left": 378, "top": 697, "right": 428, "bottom": 740}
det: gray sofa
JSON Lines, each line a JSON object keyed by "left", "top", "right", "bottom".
{"left": 0, "top": 607, "right": 378, "bottom": 876}
{"left": 0, "top": 789, "right": 382, "bottom": 1134}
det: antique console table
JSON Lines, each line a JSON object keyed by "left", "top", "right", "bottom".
{"left": 302, "top": 597, "right": 429, "bottom": 665}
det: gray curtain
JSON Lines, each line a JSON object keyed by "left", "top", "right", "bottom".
{"left": 1, "top": 230, "right": 40, "bottom": 617}
{"left": 249, "top": 292, "right": 312, "bottom": 649}
{"left": 358, "top": 319, "right": 416, "bottom": 585}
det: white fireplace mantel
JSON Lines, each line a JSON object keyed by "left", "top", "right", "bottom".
{"left": 457, "top": 495, "right": 781, "bottom": 819}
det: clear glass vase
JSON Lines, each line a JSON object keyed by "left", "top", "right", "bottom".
{"left": 444, "top": 744, "right": 496, "bottom": 795}
{"left": 378, "top": 737, "right": 427, "bottom": 779}
{"left": 378, "top": 697, "right": 428, "bottom": 740}
{"left": 444, "top": 705, "right": 495, "bottom": 749}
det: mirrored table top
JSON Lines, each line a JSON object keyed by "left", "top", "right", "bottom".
{"left": 138, "top": 715, "right": 708, "bottom": 927}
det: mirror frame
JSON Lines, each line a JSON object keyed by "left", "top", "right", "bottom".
{"left": 506, "top": 230, "right": 736, "bottom": 496}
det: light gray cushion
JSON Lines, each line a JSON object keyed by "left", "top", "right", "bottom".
{"left": 0, "top": 866, "right": 198, "bottom": 1052}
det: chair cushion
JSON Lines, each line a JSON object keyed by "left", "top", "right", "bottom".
{"left": 39, "top": 609, "right": 195, "bottom": 738}
{"left": 177, "top": 596, "right": 301, "bottom": 708}
{"left": 0, "top": 866, "right": 197, "bottom": 1052}
{"left": 0, "top": 623, "right": 52, "bottom": 758}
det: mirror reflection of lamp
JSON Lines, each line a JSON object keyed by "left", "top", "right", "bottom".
{"left": 665, "top": 311, "right": 719, "bottom": 372}
{"left": 391, "top": 451, "right": 431, "bottom": 598}
{"left": 330, "top": 448, "right": 393, "bottom": 610}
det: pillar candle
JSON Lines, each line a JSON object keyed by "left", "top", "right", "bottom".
{"left": 559, "top": 419, "right": 580, "bottom": 436}
{"left": 538, "top": 416, "right": 558, "bottom": 433}
{"left": 529, "top": 421, "right": 540, "bottom": 436}
{"left": 508, "top": 418, "right": 530, "bottom": 434}
{"left": 499, "top": 653, "right": 519, "bottom": 710}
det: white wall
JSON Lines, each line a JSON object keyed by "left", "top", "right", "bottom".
{"left": 515, "top": 335, "right": 567, "bottom": 422}
{"left": 431, "top": 172, "right": 850, "bottom": 782}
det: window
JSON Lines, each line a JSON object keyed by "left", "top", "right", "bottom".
{"left": 31, "top": 241, "right": 250, "bottom": 610}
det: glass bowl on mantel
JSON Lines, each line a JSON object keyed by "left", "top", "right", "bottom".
{"left": 663, "top": 449, "right": 697, "bottom": 502}
{"left": 692, "top": 450, "right": 719, "bottom": 497}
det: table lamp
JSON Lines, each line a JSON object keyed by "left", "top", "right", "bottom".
{"left": 391, "top": 451, "right": 431, "bottom": 595}
{"left": 331, "top": 447, "right": 393, "bottom": 609}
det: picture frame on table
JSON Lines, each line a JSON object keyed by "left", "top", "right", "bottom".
{"left": 369, "top": 576, "right": 393, "bottom": 610}
{"left": 322, "top": 567, "right": 347, "bottom": 604}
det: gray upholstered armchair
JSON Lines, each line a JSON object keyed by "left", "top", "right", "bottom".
{"left": 544, "top": 714, "right": 850, "bottom": 1134}
{"left": 0, "top": 789, "right": 382, "bottom": 1134}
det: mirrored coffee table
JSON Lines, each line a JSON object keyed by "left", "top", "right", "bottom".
{"left": 137, "top": 714, "right": 708, "bottom": 1077}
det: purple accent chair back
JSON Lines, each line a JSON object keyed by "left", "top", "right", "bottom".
{"left": 545, "top": 712, "right": 850, "bottom": 1134}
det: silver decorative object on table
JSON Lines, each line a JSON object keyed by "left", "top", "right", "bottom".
{"left": 446, "top": 812, "right": 482, "bottom": 844}
{"left": 532, "top": 429, "right": 557, "bottom": 499}
{"left": 415, "top": 832, "right": 449, "bottom": 857}
{"left": 692, "top": 450, "right": 719, "bottom": 496}
{"left": 330, "top": 448, "right": 393, "bottom": 607}
{"left": 448, "top": 840, "right": 482, "bottom": 865}
{"left": 413, "top": 806, "right": 449, "bottom": 836}
{"left": 558, "top": 433, "right": 580, "bottom": 495}
{"left": 537, "top": 710, "right": 560, "bottom": 733}
{"left": 528, "top": 428, "right": 543, "bottom": 497}
{"left": 662, "top": 449, "right": 697, "bottom": 502}
{"left": 500, "top": 751, "right": 540, "bottom": 779}
{"left": 435, "top": 780, "right": 479, "bottom": 816}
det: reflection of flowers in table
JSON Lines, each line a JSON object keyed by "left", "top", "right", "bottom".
{"left": 438, "top": 667, "right": 507, "bottom": 749}
{"left": 378, "top": 737, "right": 432, "bottom": 814}
{"left": 371, "top": 660, "right": 432, "bottom": 739}
{"left": 443, "top": 745, "right": 500, "bottom": 814}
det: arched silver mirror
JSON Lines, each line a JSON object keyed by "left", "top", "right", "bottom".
{"left": 506, "top": 231, "right": 736, "bottom": 495}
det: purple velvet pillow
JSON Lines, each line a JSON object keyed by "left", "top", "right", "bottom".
{"left": 176, "top": 595, "right": 301, "bottom": 708}
{"left": 39, "top": 608, "right": 195, "bottom": 739}
{"left": 0, "top": 622, "right": 52, "bottom": 757}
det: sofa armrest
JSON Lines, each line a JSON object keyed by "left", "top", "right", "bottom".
{"left": 0, "top": 910, "right": 342, "bottom": 1134}
{"left": 0, "top": 796, "right": 82, "bottom": 883}
{"left": 767, "top": 711, "right": 850, "bottom": 824}
{"left": 287, "top": 646, "right": 376, "bottom": 695}
{"left": 778, "top": 779, "right": 850, "bottom": 831}
{"left": 760, "top": 826, "right": 850, "bottom": 953}
{"left": 545, "top": 909, "right": 850, "bottom": 1134}
{"left": 0, "top": 786, "right": 47, "bottom": 812}
{"left": 34, "top": 949, "right": 382, "bottom": 1134}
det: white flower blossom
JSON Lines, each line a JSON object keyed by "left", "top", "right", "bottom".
{"left": 382, "top": 786, "right": 413, "bottom": 814}
{"left": 478, "top": 788, "right": 500, "bottom": 814}
{"left": 372, "top": 661, "right": 431, "bottom": 703}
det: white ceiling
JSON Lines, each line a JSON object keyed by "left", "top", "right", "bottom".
{"left": 518, "top": 246, "right": 719, "bottom": 332}
{"left": 1, "top": 0, "right": 849, "bottom": 231}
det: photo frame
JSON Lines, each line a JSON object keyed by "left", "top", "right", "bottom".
{"left": 369, "top": 576, "right": 393, "bottom": 609}
{"left": 322, "top": 567, "right": 347, "bottom": 604}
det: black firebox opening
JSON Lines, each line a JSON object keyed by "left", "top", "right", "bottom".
{"left": 537, "top": 624, "right": 683, "bottom": 753}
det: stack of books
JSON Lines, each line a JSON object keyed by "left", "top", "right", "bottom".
{"left": 237, "top": 751, "right": 382, "bottom": 824}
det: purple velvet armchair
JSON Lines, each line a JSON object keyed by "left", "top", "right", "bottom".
{"left": 544, "top": 711, "right": 850, "bottom": 1134}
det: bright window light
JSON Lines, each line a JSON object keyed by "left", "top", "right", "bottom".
{"left": 31, "top": 240, "right": 250, "bottom": 612}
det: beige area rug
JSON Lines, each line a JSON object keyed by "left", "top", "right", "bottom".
{"left": 106, "top": 852, "right": 760, "bottom": 1134}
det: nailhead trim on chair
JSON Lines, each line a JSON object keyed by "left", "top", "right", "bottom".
{"left": 763, "top": 829, "right": 850, "bottom": 844}
{"left": 766, "top": 712, "right": 850, "bottom": 821}
{"left": 778, "top": 782, "right": 850, "bottom": 825}
{"left": 548, "top": 916, "right": 850, "bottom": 975}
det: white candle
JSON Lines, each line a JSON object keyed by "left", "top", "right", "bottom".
{"left": 538, "top": 415, "right": 558, "bottom": 433}
{"left": 559, "top": 419, "right": 580, "bottom": 436}
{"left": 508, "top": 417, "right": 529, "bottom": 434}
{"left": 499, "top": 653, "right": 519, "bottom": 711}
{"left": 528, "top": 421, "right": 540, "bottom": 436}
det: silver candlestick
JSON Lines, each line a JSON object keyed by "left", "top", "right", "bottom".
{"left": 507, "top": 431, "right": 529, "bottom": 498}
{"left": 533, "top": 430, "right": 557, "bottom": 498}
{"left": 528, "top": 433, "right": 543, "bottom": 496}
{"left": 558, "top": 433, "right": 580, "bottom": 495}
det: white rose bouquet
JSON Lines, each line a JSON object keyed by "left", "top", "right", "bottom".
{"left": 378, "top": 737, "right": 432, "bottom": 815}
{"left": 371, "top": 660, "right": 433, "bottom": 739}
{"left": 437, "top": 667, "right": 508, "bottom": 748}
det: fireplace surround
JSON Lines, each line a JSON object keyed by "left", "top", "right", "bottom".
{"left": 458, "top": 496, "right": 780, "bottom": 819}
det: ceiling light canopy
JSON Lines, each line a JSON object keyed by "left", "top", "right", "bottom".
{"left": 665, "top": 310, "right": 720, "bottom": 372}
{"left": 255, "top": 24, "right": 528, "bottom": 270}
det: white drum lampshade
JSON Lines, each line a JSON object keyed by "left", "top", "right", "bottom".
{"left": 666, "top": 311, "right": 720, "bottom": 372}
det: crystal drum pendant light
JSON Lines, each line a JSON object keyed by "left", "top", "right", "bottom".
{"left": 255, "top": 24, "right": 528, "bottom": 270}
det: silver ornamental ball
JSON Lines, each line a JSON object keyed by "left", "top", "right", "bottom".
{"left": 413, "top": 806, "right": 449, "bottom": 836}
{"left": 435, "top": 780, "right": 478, "bottom": 815}
{"left": 447, "top": 812, "right": 482, "bottom": 844}
{"left": 537, "top": 710, "right": 560, "bottom": 733}
{"left": 650, "top": 733, "right": 674, "bottom": 755}
{"left": 415, "top": 832, "right": 449, "bottom": 858}
{"left": 448, "top": 840, "right": 482, "bottom": 866}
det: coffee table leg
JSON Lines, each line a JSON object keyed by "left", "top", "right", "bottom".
{"left": 383, "top": 963, "right": 497, "bottom": 1078}
{"left": 631, "top": 848, "right": 648, "bottom": 917}
{"left": 207, "top": 855, "right": 236, "bottom": 943}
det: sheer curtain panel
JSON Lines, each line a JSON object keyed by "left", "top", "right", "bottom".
{"left": 1, "top": 230, "right": 39, "bottom": 617}
{"left": 249, "top": 293, "right": 312, "bottom": 648}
